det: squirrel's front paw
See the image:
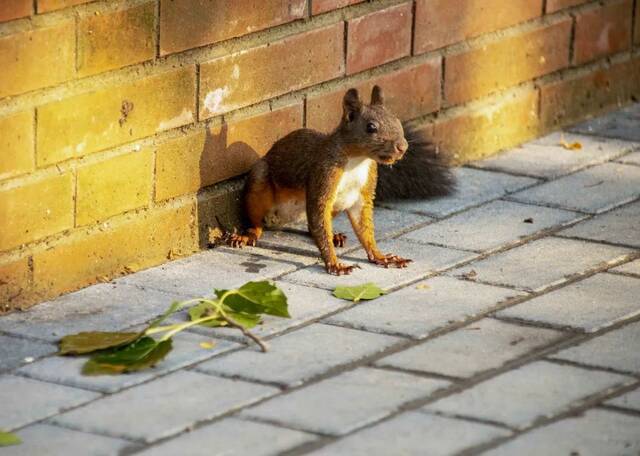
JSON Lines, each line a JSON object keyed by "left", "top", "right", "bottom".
{"left": 227, "top": 233, "right": 257, "bottom": 248}
{"left": 369, "top": 253, "right": 412, "bottom": 269}
{"left": 333, "top": 232, "right": 347, "bottom": 248}
{"left": 326, "top": 262, "right": 359, "bottom": 276}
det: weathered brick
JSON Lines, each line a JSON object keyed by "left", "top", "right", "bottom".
{"left": 346, "top": 3, "right": 412, "bottom": 75}
{"left": 434, "top": 89, "right": 540, "bottom": 162}
{"left": 0, "top": 173, "right": 73, "bottom": 252}
{"left": 445, "top": 19, "right": 571, "bottom": 105}
{"left": 199, "top": 24, "right": 343, "bottom": 119}
{"left": 414, "top": 0, "right": 543, "bottom": 54}
{"left": 160, "top": 0, "right": 306, "bottom": 55}
{"left": 546, "top": 0, "right": 590, "bottom": 13}
{"left": 37, "top": 0, "right": 93, "bottom": 12}
{"left": 0, "top": 23, "right": 75, "bottom": 99}
{"left": 78, "top": 2, "right": 156, "bottom": 76}
{"left": 0, "top": 0, "right": 32, "bottom": 22}
{"left": 37, "top": 67, "right": 196, "bottom": 166}
{"left": 306, "top": 59, "right": 441, "bottom": 133}
{"left": 540, "top": 57, "right": 640, "bottom": 130}
{"left": 32, "top": 202, "right": 196, "bottom": 301}
{"left": 156, "top": 103, "right": 302, "bottom": 201}
{"left": 0, "top": 111, "right": 33, "bottom": 180}
{"left": 312, "top": 0, "right": 363, "bottom": 14}
{"left": 0, "top": 258, "right": 30, "bottom": 312}
{"left": 77, "top": 149, "right": 153, "bottom": 226}
{"left": 573, "top": 0, "right": 633, "bottom": 65}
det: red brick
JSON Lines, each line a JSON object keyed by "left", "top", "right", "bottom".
{"left": 312, "top": 0, "right": 363, "bottom": 14}
{"left": 540, "top": 57, "right": 640, "bottom": 129}
{"left": 307, "top": 58, "right": 441, "bottom": 133}
{"left": 160, "top": 0, "right": 307, "bottom": 55}
{"left": 199, "top": 24, "right": 343, "bottom": 119}
{"left": 78, "top": 2, "right": 156, "bottom": 76}
{"left": 445, "top": 19, "right": 571, "bottom": 105}
{"left": 0, "top": 23, "right": 75, "bottom": 99}
{"left": 546, "top": 0, "right": 590, "bottom": 13}
{"left": 573, "top": 0, "right": 633, "bottom": 64}
{"left": 0, "top": 0, "right": 32, "bottom": 22}
{"left": 434, "top": 89, "right": 540, "bottom": 162}
{"left": 415, "top": 0, "right": 542, "bottom": 53}
{"left": 38, "top": 0, "right": 93, "bottom": 13}
{"left": 156, "top": 104, "right": 303, "bottom": 200}
{"left": 347, "top": 3, "right": 412, "bottom": 75}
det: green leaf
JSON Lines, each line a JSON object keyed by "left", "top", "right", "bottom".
{"left": 333, "top": 283, "right": 385, "bottom": 303}
{"left": 216, "top": 281, "right": 290, "bottom": 318}
{"left": 224, "top": 310, "right": 261, "bottom": 329}
{"left": 59, "top": 331, "right": 141, "bottom": 355}
{"left": 82, "top": 337, "right": 173, "bottom": 376}
{"left": 0, "top": 431, "right": 21, "bottom": 447}
{"left": 188, "top": 302, "right": 261, "bottom": 329}
{"left": 146, "top": 301, "right": 183, "bottom": 330}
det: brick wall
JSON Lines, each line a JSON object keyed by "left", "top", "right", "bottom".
{"left": 1, "top": 0, "right": 639, "bottom": 312}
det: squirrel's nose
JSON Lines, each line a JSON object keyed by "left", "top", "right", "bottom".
{"left": 395, "top": 138, "right": 408, "bottom": 154}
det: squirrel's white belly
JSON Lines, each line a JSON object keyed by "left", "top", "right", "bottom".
{"left": 333, "top": 157, "right": 373, "bottom": 212}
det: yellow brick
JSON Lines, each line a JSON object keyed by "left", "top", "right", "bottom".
{"left": 37, "top": 67, "right": 196, "bottom": 166}
{"left": 78, "top": 2, "right": 156, "bottom": 76}
{"left": 0, "top": 22, "right": 75, "bottom": 99}
{"left": 156, "top": 103, "right": 302, "bottom": 201}
{"left": 0, "top": 173, "right": 74, "bottom": 251}
{"left": 33, "top": 202, "right": 196, "bottom": 299}
{"left": 77, "top": 149, "right": 153, "bottom": 226}
{"left": 0, "top": 257, "right": 30, "bottom": 313}
{"left": 0, "top": 111, "right": 34, "bottom": 180}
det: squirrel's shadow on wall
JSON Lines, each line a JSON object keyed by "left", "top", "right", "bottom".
{"left": 196, "top": 123, "right": 257, "bottom": 249}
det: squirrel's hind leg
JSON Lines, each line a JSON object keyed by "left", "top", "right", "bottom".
{"left": 228, "top": 162, "right": 273, "bottom": 248}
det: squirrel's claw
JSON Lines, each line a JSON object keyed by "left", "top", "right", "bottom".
{"left": 326, "top": 262, "right": 359, "bottom": 276}
{"left": 333, "top": 233, "right": 348, "bottom": 248}
{"left": 227, "top": 233, "right": 257, "bottom": 249}
{"left": 370, "top": 253, "right": 412, "bottom": 269}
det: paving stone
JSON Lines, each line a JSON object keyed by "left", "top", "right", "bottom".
{"left": 310, "top": 411, "right": 510, "bottom": 456}
{"left": 607, "top": 388, "right": 640, "bottom": 412}
{"left": 137, "top": 417, "right": 315, "bottom": 456}
{"left": 611, "top": 259, "right": 640, "bottom": 276}
{"left": 178, "top": 281, "right": 353, "bottom": 342}
{"left": 0, "top": 374, "right": 99, "bottom": 430}
{"left": 485, "top": 409, "right": 640, "bottom": 455}
{"left": 0, "top": 334, "right": 57, "bottom": 372}
{"left": 117, "top": 248, "right": 314, "bottom": 297}
{"left": 559, "top": 200, "right": 640, "bottom": 247}
{"left": 425, "top": 361, "right": 632, "bottom": 428}
{"left": 550, "top": 320, "right": 640, "bottom": 372}
{"left": 195, "top": 324, "right": 401, "bottom": 387}
{"left": 451, "top": 237, "right": 633, "bottom": 292}
{"left": 17, "top": 332, "right": 240, "bottom": 393}
{"left": 498, "top": 274, "right": 640, "bottom": 333}
{"left": 509, "top": 162, "right": 640, "bottom": 214}
{"left": 473, "top": 132, "right": 635, "bottom": 178}
{"left": 0, "top": 283, "right": 183, "bottom": 342}
{"left": 283, "top": 239, "right": 476, "bottom": 291}
{"left": 53, "top": 370, "right": 277, "bottom": 443}
{"left": 381, "top": 167, "right": 538, "bottom": 218}
{"left": 616, "top": 151, "right": 640, "bottom": 166}
{"left": 241, "top": 367, "right": 449, "bottom": 436}
{"left": 570, "top": 102, "right": 640, "bottom": 142}
{"left": 377, "top": 319, "right": 562, "bottom": 378}
{"left": 324, "top": 276, "right": 520, "bottom": 339}
{"left": 2, "top": 424, "right": 130, "bottom": 456}
{"left": 402, "top": 200, "right": 581, "bottom": 252}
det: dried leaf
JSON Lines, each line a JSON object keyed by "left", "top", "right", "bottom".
{"left": 559, "top": 135, "right": 582, "bottom": 151}
{"left": 199, "top": 341, "right": 216, "bottom": 350}
{"left": 416, "top": 283, "right": 430, "bottom": 290}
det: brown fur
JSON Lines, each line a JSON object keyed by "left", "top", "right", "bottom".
{"left": 229, "top": 86, "right": 412, "bottom": 275}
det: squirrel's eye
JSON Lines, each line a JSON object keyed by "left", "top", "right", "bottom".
{"left": 366, "top": 122, "right": 378, "bottom": 134}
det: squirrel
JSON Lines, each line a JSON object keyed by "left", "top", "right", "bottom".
{"left": 228, "top": 85, "right": 455, "bottom": 275}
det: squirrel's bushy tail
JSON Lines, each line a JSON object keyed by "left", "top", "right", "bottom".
{"left": 375, "top": 122, "right": 456, "bottom": 201}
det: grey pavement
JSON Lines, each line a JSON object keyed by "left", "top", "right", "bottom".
{"left": 1, "top": 105, "right": 639, "bottom": 455}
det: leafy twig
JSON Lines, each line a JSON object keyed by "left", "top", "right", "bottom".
{"left": 220, "top": 314, "right": 269, "bottom": 352}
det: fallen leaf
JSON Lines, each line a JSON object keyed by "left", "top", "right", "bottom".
{"left": 207, "top": 227, "right": 224, "bottom": 246}
{"left": 559, "top": 134, "right": 582, "bottom": 151}
{"left": 59, "top": 332, "right": 142, "bottom": 355}
{"left": 333, "top": 283, "right": 385, "bottom": 302}
{"left": 0, "top": 431, "right": 21, "bottom": 447}
{"left": 416, "top": 283, "right": 430, "bottom": 290}
{"left": 199, "top": 341, "right": 216, "bottom": 350}
{"left": 82, "top": 337, "right": 173, "bottom": 376}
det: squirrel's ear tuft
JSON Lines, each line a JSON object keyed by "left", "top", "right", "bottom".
{"left": 371, "top": 85, "right": 384, "bottom": 106}
{"left": 343, "top": 88, "right": 362, "bottom": 121}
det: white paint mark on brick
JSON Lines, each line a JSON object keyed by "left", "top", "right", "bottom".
{"left": 156, "top": 108, "right": 194, "bottom": 132}
{"left": 204, "top": 87, "right": 230, "bottom": 115}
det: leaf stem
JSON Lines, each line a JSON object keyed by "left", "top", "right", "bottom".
{"left": 220, "top": 314, "right": 269, "bottom": 352}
